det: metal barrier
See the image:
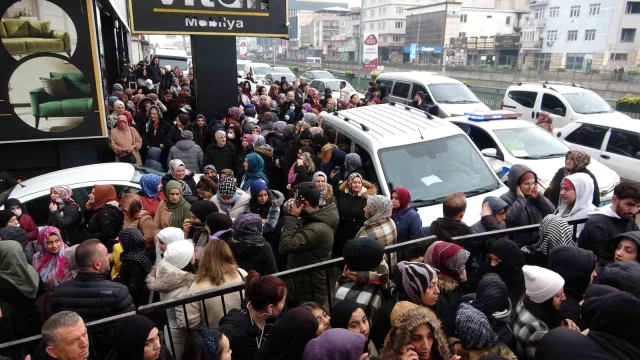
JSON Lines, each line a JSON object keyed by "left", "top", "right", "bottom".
{"left": 467, "top": 85, "right": 506, "bottom": 110}
{"left": 0, "top": 218, "right": 587, "bottom": 359}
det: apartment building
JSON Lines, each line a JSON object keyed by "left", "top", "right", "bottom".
{"left": 299, "top": 7, "right": 351, "bottom": 58}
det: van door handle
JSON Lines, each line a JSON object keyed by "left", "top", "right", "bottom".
{"left": 531, "top": 111, "right": 534, "bottom": 118}
{"left": 601, "top": 154, "right": 610, "bottom": 159}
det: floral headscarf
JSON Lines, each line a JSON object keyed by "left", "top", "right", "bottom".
{"left": 139, "top": 174, "right": 162, "bottom": 199}
{"left": 33, "top": 226, "right": 69, "bottom": 290}
{"left": 228, "top": 107, "right": 243, "bottom": 121}
{"left": 364, "top": 195, "right": 393, "bottom": 226}
{"left": 50, "top": 185, "right": 80, "bottom": 209}
{"left": 565, "top": 150, "right": 591, "bottom": 176}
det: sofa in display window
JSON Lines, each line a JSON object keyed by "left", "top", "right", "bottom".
{"left": 0, "top": 19, "right": 71, "bottom": 56}
{"left": 30, "top": 72, "right": 93, "bottom": 129}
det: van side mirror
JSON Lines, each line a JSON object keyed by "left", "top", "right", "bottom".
{"left": 481, "top": 148, "right": 498, "bottom": 158}
{"left": 554, "top": 107, "right": 566, "bottom": 116}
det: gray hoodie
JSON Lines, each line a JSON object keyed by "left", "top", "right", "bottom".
{"left": 168, "top": 140, "right": 204, "bottom": 173}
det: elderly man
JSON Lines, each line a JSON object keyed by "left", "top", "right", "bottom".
{"left": 39, "top": 311, "right": 89, "bottom": 360}
{"left": 204, "top": 130, "right": 237, "bottom": 173}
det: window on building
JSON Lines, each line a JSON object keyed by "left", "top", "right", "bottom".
{"left": 460, "top": 14, "right": 467, "bottom": 23}
{"left": 459, "top": 32, "right": 466, "bottom": 38}
{"left": 382, "top": 35, "right": 387, "bottom": 42}
{"left": 567, "top": 30, "right": 578, "bottom": 41}
{"left": 570, "top": 5, "right": 581, "bottom": 17}
{"left": 534, "top": 9, "right": 544, "bottom": 19}
{"left": 378, "top": 8, "right": 382, "bottom": 16}
{"left": 523, "top": 31, "right": 534, "bottom": 41}
{"left": 377, "top": 22, "right": 381, "bottom": 30}
{"left": 383, "top": 7, "right": 387, "bottom": 15}
{"left": 487, "top": 15, "right": 492, "bottom": 18}
{"left": 506, "top": 16, "right": 511, "bottom": 25}
{"left": 393, "top": 36, "right": 401, "bottom": 42}
{"left": 589, "top": 3, "right": 601, "bottom": 16}
{"left": 370, "top": 23, "right": 374, "bottom": 30}
{"left": 566, "top": 54, "right": 585, "bottom": 70}
{"left": 549, "top": 7, "right": 559, "bottom": 17}
{"left": 533, "top": 53, "right": 551, "bottom": 70}
{"left": 621, "top": 28, "right": 636, "bottom": 42}
{"left": 382, "top": 22, "right": 386, "bottom": 30}
{"left": 547, "top": 30, "right": 558, "bottom": 42}
{"left": 370, "top": 9, "right": 374, "bottom": 17}
{"left": 626, "top": 1, "right": 640, "bottom": 13}
{"left": 610, "top": 53, "right": 629, "bottom": 61}
{"left": 585, "top": 29, "right": 596, "bottom": 41}
{"left": 395, "top": 21, "right": 403, "bottom": 29}
{"left": 396, "top": 7, "right": 403, "bottom": 14}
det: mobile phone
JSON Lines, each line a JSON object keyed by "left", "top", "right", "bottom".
{"left": 334, "top": 166, "right": 341, "bottom": 172}
{"left": 191, "top": 221, "right": 205, "bottom": 228}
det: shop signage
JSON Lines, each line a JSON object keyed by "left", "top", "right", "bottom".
{"left": 362, "top": 32, "right": 379, "bottom": 70}
{"left": 449, "top": 37, "right": 467, "bottom": 49}
{"left": 129, "top": 0, "right": 288, "bottom": 37}
{"left": 495, "top": 35, "right": 521, "bottom": 50}
{"left": 409, "top": 43, "right": 417, "bottom": 61}
{"left": 403, "top": 45, "right": 443, "bottom": 54}
{"left": 239, "top": 40, "right": 248, "bottom": 58}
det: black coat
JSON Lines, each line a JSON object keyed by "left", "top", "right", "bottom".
{"left": 114, "top": 261, "right": 150, "bottom": 308}
{"left": 546, "top": 167, "right": 600, "bottom": 207}
{"left": 204, "top": 142, "right": 237, "bottom": 173}
{"left": 228, "top": 240, "right": 278, "bottom": 276}
{"left": 147, "top": 63, "right": 162, "bottom": 83}
{"left": 218, "top": 304, "right": 275, "bottom": 360}
{"left": 335, "top": 191, "right": 367, "bottom": 241}
{"left": 85, "top": 204, "right": 124, "bottom": 252}
{"left": 48, "top": 204, "right": 83, "bottom": 245}
{"left": 579, "top": 213, "right": 638, "bottom": 262}
{"left": 145, "top": 120, "right": 172, "bottom": 149}
{"left": 0, "top": 277, "right": 43, "bottom": 337}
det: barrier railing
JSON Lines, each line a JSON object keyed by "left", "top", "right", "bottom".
{"left": 0, "top": 218, "right": 587, "bottom": 359}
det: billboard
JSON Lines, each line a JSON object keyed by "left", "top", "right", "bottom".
{"left": 495, "top": 35, "right": 521, "bottom": 50}
{"left": 0, "top": 0, "right": 105, "bottom": 144}
{"left": 129, "top": 0, "right": 288, "bottom": 38}
{"left": 239, "top": 40, "right": 248, "bottom": 58}
{"left": 362, "top": 32, "right": 378, "bottom": 70}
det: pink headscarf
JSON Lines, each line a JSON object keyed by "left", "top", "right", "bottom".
{"left": 168, "top": 159, "right": 192, "bottom": 178}
{"left": 33, "top": 226, "right": 69, "bottom": 290}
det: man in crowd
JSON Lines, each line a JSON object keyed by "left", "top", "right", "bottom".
{"left": 39, "top": 311, "right": 89, "bottom": 360}
{"left": 146, "top": 57, "right": 162, "bottom": 93}
{"left": 204, "top": 130, "right": 237, "bottom": 173}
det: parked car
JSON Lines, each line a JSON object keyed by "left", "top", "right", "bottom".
{"left": 309, "top": 79, "right": 365, "bottom": 100}
{"left": 555, "top": 117, "right": 640, "bottom": 182}
{"left": 236, "top": 59, "right": 252, "bottom": 77}
{"left": 261, "top": 72, "right": 297, "bottom": 85}
{"left": 450, "top": 111, "right": 619, "bottom": 204}
{"left": 242, "top": 62, "right": 273, "bottom": 82}
{"left": 501, "top": 81, "right": 631, "bottom": 129}
{"left": 376, "top": 72, "right": 490, "bottom": 118}
{"left": 272, "top": 67, "right": 295, "bottom": 76}
{"left": 301, "top": 70, "right": 335, "bottom": 81}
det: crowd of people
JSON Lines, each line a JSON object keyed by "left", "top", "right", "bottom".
{"left": 1, "top": 65, "right": 640, "bottom": 360}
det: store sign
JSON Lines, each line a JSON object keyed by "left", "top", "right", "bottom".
{"left": 403, "top": 45, "right": 443, "bottom": 54}
{"left": 129, "top": 0, "right": 288, "bottom": 37}
{"left": 362, "top": 32, "right": 379, "bottom": 70}
{"left": 323, "top": 43, "right": 328, "bottom": 55}
{"left": 495, "top": 35, "right": 521, "bottom": 50}
{"left": 239, "top": 40, "right": 248, "bottom": 58}
{"left": 409, "top": 43, "right": 417, "bottom": 61}
{"left": 449, "top": 37, "right": 467, "bottom": 49}
{"left": 0, "top": 0, "right": 105, "bottom": 143}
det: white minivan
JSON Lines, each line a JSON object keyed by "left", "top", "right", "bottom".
{"left": 321, "top": 103, "right": 507, "bottom": 225}
{"left": 243, "top": 62, "right": 273, "bottom": 82}
{"left": 237, "top": 59, "right": 252, "bottom": 77}
{"left": 376, "top": 72, "right": 491, "bottom": 118}
{"left": 501, "top": 82, "right": 631, "bottom": 128}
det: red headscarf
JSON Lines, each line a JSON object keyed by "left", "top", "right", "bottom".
{"left": 33, "top": 226, "right": 69, "bottom": 289}
{"left": 392, "top": 187, "right": 411, "bottom": 216}
{"left": 87, "top": 185, "right": 118, "bottom": 211}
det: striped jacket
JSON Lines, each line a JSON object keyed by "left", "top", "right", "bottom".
{"left": 355, "top": 218, "right": 398, "bottom": 267}
{"left": 512, "top": 298, "right": 549, "bottom": 360}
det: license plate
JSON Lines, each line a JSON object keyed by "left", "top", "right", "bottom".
{"left": 601, "top": 200, "right": 612, "bottom": 206}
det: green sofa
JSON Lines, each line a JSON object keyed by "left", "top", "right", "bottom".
{"left": 0, "top": 19, "right": 71, "bottom": 56}
{"left": 30, "top": 72, "right": 93, "bottom": 129}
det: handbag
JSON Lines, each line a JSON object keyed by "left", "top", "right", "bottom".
{"left": 119, "top": 152, "right": 136, "bottom": 163}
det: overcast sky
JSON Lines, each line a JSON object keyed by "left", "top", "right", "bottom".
{"left": 349, "top": 0, "right": 361, "bottom": 7}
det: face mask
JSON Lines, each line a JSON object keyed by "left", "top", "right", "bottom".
{"left": 228, "top": 132, "right": 236, "bottom": 140}
{"left": 12, "top": 223, "right": 20, "bottom": 228}
{"left": 12, "top": 209, "right": 22, "bottom": 217}
{"left": 290, "top": 106, "right": 295, "bottom": 110}
{"left": 285, "top": 115, "right": 290, "bottom": 121}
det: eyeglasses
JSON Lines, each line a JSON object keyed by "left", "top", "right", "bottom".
{"left": 521, "top": 182, "right": 536, "bottom": 188}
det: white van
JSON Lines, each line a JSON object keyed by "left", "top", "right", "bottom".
{"left": 501, "top": 82, "right": 631, "bottom": 128}
{"left": 151, "top": 48, "right": 189, "bottom": 75}
{"left": 237, "top": 59, "right": 252, "bottom": 77}
{"left": 321, "top": 103, "right": 507, "bottom": 225}
{"left": 376, "top": 72, "right": 490, "bottom": 118}
{"left": 305, "top": 57, "right": 322, "bottom": 68}
{"left": 243, "top": 62, "right": 273, "bottom": 82}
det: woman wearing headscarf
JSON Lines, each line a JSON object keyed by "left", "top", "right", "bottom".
{"left": 545, "top": 150, "right": 600, "bottom": 207}
{"left": 391, "top": 187, "right": 424, "bottom": 262}
{"left": 106, "top": 315, "right": 173, "bottom": 360}
{"left": 330, "top": 299, "right": 377, "bottom": 355}
{"left": 288, "top": 151, "right": 316, "bottom": 189}
{"left": 521, "top": 215, "right": 575, "bottom": 267}
{"left": 143, "top": 105, "right": 171, "bottom": 171}
{"left": 193, "top": 114, "right": 210, "bottom": 151}
{"left": 234, "top": 134, "right": 255, "bottom": 180}
{"left": 355, "top": 195, "right": 397, "bottom": 266}
{"left": 146, "top": 240, "right": 195, "bottom": 360}
{"left": 334, "top": 238, "right": 389, "bottom": 327}
{"left": 303, "top": 328, "right": 365, "bottom": 360}
{"left": 334, "top": 172, "right": 377, "bottom": 258}
{"left": 212, "top": 177, "right": 251, "bottom": 219}
{"left": 313, "top": 171, "right": 335, "bottom": 208}
{"left": 48, "top": 185, "right": 83, "bottom": 245}
{"left": 228, "top": 214, "right": 278, "bottom": 275}
{"left": 203, "top": 213, "right": 234, "bottom": 245}
{"left": 139, "top": 174, "right": 166, "bottom": 216}
{"left": 120, "top": 193, "right": 155, "bottom": 253}
{"left": 61, "top": 244, "right": 79, "bottom": 283}
{"left": 110, "top": 115, "right": 143, "bottom": 165}
{"left": 181, "top": 327, "right": 233, "bottom": 360}
{"left": 553, "top": 173, "right": 596, "bottom": 236}
{"left": 240, "top": 152, "right": 269, "bottom": 192}
{"left": 380, "top": 302, "right": 452, "bottom": 360}
{"left": 480, "top": 239, "right": 526, "bottom": 303}
{"left": 155, "top": 181, "right": 192, "bottom": 234}
{"left": 114, "top": 229, "right": 153, "bottom": 308}
{"left": 5, "top": 198, "right": 38, "bottom": 241}
{"left": 454, "top": 302, "right": 517, "bottom": 360}
{"left": 266, "top": 120, "right": 286, "bottom": 149}
{"left": 32, "top": 226, "right": 69, "bottom": 291}
{"left": 154, "top": 227, "right": 185, "bottom": 270}
{"left": 321, "top": 149, "right": 346, "bottom": 183}
{"left": 248, "top": 182, "right": 285, "bottom": 268}
{"left": 86, "top": 185, "right": 123, "bottom": 252}
{"left": 255, "top": 307, "right": 318, "bottom": 360}
{"left": 424, "top": 241, "right": 470, "bottom": 316}
{"left": 0, "top": 241, "right": 43, "bottom": 336}
{"left": 162, "top": 159, "right": 198, "bottom": 204}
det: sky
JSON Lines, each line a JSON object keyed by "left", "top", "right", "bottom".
{"left": 349, "top": 0, "right": 361, "bottom": 7}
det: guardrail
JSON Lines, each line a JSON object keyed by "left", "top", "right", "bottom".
{"left": 0, "top": 218, "right": 588, "bottom": 359}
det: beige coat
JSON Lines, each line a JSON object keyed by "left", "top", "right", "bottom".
{"left": 110, "top": 126, "right": 143, "bottom": 165}
{"left": 123, "top": 213, "right": 155, "bottom": 250}
{"left": 185, "top": 268, "right": 247, "bottom": 329}
{"left": 154, "top": 200, "right": 173, "bottom": 235}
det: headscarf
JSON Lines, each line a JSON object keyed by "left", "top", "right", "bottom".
{"left": 302, "top": 103, "right": 312, "bottom": 113}
{"left": 228, "top": 107, "right": 243, "bottom": 121}
{"left": 0, "top": 240, "right": 40, "bottom": 299}
{"left": 523, "top": 215, "right": 574, "bottom": 255}
{"left": 241, "top": 153, "right": 269, "bottom": 191}
{"left": 197, "top": 327, "right": 223, "bottom": 360}
{"left": 164, "top": 180, "right": 192, "bottom": 228}
{"left": 470, "top": 273, "right": 510, "bottom": 317}
{"left": 565, "top": 150, "right": 591, "bottom": 175}
{"left": 303, "top": 112, "right": 318, "bottom": 125}
{"left": 119, "top": 228, "right": 152, "bottom": 273}
{"left": 393, "top": 261, "right": 439, "bottom": 305}
{"left": 168, "top": 158, "right": 192, "bottom": 181}
{"left": 249, "top": 181, "right": 270, "bottom": 208}
{"left": 206, "top": 213, "right": 234, "bottom": 237}
{"left": 86, "top": 185, "right": 117, "bottom": 211}
{"left": 363, "top": 195, "right": 393, "bottom": 226}
{"left": 273, "top": 121, "right": 286, "bottom": 135}
{"left": 303, "top": 328, "right": 365, "bottom": 360}
{"left": 391, "top": 187, "right": 411, "bottom": 216}
{"left": 139, "top": 174, "right": 162, "bottom": 199}
{"left": 232, "top": 213, "right": 265, "bottom": 247}
{"left": 116, "top": 114, "right": 129, "bottom": 131}
{"left": 423, "top": 241, "right": 469, "bottom": 281}
{"left": 313, "top": 171, "right": 328, "bottom": 205}
{"left": 204, "top": 164, "right": 217, "bottom": 175}
{"left": 347, "top": 173, "right": 363, "bottom": 193}
{"left": 110, "top": 315, "right": 158, "bottom": 360}
{"left": 456, "top": 303, "right": 498, "bottom": 350}
{"left": 33, "top": 226, "right": 69, "bottom": 289}
{"left": 254, "top": 135, "right": 266, "bottom": 147}
{"left": 487, "top": 239, "right": 526, "bottom": 302}
{"left": 242, "top": 134, "right": 254, "bottom": 148}
{"left": 344, "top": 153, "right": 362, "bottom": 176}
{"left": 256, "top": 308, "right": 318, "bottom": 360}
{"left": 190, "top": 201, "right": 219, "bottom": 223}
{"left": 342, "top": 237, "right": 389, "bottom": 287}
{"left": 64, "top": 245, "right": 79, "bottom": 272}
{"left": 219, "top": 169, "right": 234, "bottom": 180}
{"left": 155, "top": 227, "right": 184, "bottom": 268}
{"left": 50, "top": 185, "right": 80, "bottom": 209}
{"left": 330, "top": 299, "right": 363, "bottom": 329}
{"left": 218, "top": 177, "right": 238, "bottom": 198}
{"left": 283, "top": 124, "right": 296, "bottom": 140}
{"left": 0, "top": 209, "right": 14, "bottom": 228}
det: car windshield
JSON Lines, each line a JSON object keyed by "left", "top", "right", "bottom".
{"left": 237, "top": 64, "right": 245, "bottom": 72}
{"left": 564, "top": 92, "right": 613, "bottom": 114}
{"left": 158, "top": 58, "right": 188, "bottom": 70}
{"left": 324, "top": 80, "right": 355, "bottom": 92}
{"left": 311, "top": 71, "right": 334, "bottom": 79}
{"left": 378, "top": 135, "right": 500, "bottom": 205}
{"left": 131, "top": 165, "right": 166, "bottom": 184}
{"left": 428, "top": 83, "right": 480, "bottom": 104}
{"left": 273, "top": 73, "right": 296, "bottom": 82}
{"left": 253, "top": 67, "right": 274, "bottom": 75}
{"left": 493, "top": 126, "right": 569, "bottom": 159}
{"left": 274, "top": 67, "right": 292, "bottom": 74}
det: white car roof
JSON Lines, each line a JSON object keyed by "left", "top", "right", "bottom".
{"left": 573, "top": 117, "right": 640, "bottom": 133}
{"left": 449, "top": 117, "right": 537, "bottom": 130}
{"left": 249, "top": 63, "right": 270, "bottom": 67}
{"left": 8, "top": 163, "right": 136, "bottom": 199}
{"left": 323, "top": 104, "right": 463, "bottom": 148}
{"left": 507, "top": 83, "right": 591, "bottom": 95}
{"left": 377, "top": 71, "right": 462, "bottom": 85}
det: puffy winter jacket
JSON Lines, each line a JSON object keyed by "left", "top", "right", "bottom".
{"left": 48, "top": 203, "right": 84, "bottom": 245}
{"left": 168, "top": 140, "right": 204, "bottom": 173}
{"left": 86, "top": 202, "right": 124, "bottom": 252}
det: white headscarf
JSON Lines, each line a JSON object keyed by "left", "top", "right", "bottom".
{"left": 554, "top": 172, "right": 596, "bottom": 236}
{"left": 155, "top": 227, "right": 185, "bottom": 271}
{"left": 163, "top": 240, "right": 194, "bottom": 270}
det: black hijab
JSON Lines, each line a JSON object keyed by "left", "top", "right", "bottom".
{"left": 548, "top": 246, "right": 596, "bottom": 301}
{"left": 110, "top": 315, "right": 157, "bottom": 360}
{"left": 190, "top": 201, "right": 219, "bottom": 222}
{"left": 205, "top": 213, "right": 233, "bottom": 234}
{"left": 330, "top": 299, "right": 362, "bottom": 329}
{"left": 255, "top": 308, "right": 318, "bottom": 360}
{"left": 486, "top": 239, "right": 526, "bottom": 303}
